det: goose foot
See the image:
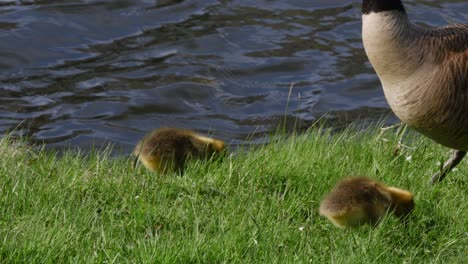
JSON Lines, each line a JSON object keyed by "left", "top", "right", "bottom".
{"left": 430, "top": 150, "right": 466, "bottom": 184}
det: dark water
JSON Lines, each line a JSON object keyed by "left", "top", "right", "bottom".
{"left": 0, "top": 0, "right": 466, "bottom": 151}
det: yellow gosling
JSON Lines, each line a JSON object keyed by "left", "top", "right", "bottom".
{"left": 319, "top": 177, "right": 414, "bottom": 228}
{"left": 133, "top": 128, "right": 225, "bottom": 173}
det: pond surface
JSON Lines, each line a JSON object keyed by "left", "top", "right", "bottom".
{"left": 0, "top": 0, "right": 466, "bottom": 152}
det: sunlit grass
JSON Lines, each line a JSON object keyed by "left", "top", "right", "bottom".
{"left": 0, "top": 125, "right": 466, "bottom": 263}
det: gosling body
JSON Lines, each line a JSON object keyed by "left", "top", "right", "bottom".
{"left": 361, "top": 0, "right": 468, "bottom": 183}
{"left": 133, "top": 128, "right": 225, "bottom": 173}
{"left": 319, "top": 177, "right": 414, "bottom": 228}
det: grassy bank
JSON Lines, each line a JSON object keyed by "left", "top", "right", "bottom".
{"left": 0, "top": 125, "right": 466, "bottom": 263}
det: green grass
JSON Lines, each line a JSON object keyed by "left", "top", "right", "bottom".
{"left": 0, "top": 125, "right": 466, "bottom": 263}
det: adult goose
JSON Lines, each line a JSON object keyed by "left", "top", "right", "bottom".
{"left": 361, "top": 0, "right": 468, "bottom": 183}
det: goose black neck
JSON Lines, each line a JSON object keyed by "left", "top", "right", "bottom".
{"left": 362, "top": 0, "right": 406, "bottom": 14}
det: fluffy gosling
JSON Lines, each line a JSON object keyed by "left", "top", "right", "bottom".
{"left": 319, "top": 177, "right": 414, "bottom": 228}
{"left": 133, "top": 128, "right": 226, "bottom": 173}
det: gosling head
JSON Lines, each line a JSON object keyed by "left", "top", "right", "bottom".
{"left": 189, "top": 134, "right": 226, "bottom": 158}
{"left": 385, "top": 186, "right": 415, "bottom": 219}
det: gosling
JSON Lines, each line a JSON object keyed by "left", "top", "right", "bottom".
{"left": 132, "top": 128, "right": 226, "bottom": 173}
{"left": 319, "top": 177, "right": 414, "bottom": 228}
{"left": 361, "top": 0, "right": 468, "bottom": 183}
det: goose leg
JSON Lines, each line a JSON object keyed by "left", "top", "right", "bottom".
{"left": 430, "top": 150, "right": 466, "bottom": 184}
